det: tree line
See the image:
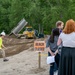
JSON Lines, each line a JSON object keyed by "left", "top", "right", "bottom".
{"left": 0, "top": 0, "right": 75, "bottom": 34}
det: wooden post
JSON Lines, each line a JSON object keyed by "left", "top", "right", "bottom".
{"left": 38, "top": 52, "right": 41, "bottom": 68}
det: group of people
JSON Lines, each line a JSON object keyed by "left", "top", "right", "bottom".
{"left": 46, "top": 19, "right": 75, "bottom": 75}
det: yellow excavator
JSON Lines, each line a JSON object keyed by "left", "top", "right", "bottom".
{"left": 23, "top": 26, "right": 36, "bottom": 39}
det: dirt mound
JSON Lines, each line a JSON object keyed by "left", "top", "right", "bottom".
{"left": 0, "top": 36, "right": 34, "bottom": 58}
{"left": 0, "top": 35, "right": 48, "bottom": 58}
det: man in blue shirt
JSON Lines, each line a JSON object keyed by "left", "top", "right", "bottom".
{"left": 56, "top": 21, "right": 64, "bottom": 33}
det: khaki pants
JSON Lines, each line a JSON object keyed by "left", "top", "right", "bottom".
{"left": 0, "top": 49, "right": 6, "bottom": 60}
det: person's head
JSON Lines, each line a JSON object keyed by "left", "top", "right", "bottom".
{"left": 63, "top": 19, "right": 75, "bottom": 34}
{"left": 52, "top": 28, "right": 60, "bottom": 36}
{"left": 50, "top": 28, "right": 60, "bottom": 43}
{"left": 56, "top": 21, "right": 64, "bottom": 29}
{"left": 0, "top": 32, "right": 6, "bottom": 38}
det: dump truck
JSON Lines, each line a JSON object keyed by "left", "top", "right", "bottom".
{"left": 23, "top": 26, "right": 36, "bottom": 39}
{"left": 9, "top": 18, "right": 38, "bottom": 39}
{"left": 9, "top": 18, "right": 28, "bottom": 37}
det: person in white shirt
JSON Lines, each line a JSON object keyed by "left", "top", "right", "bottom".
{"left": 57, "top": 19, "right": 75, "bottom": 75}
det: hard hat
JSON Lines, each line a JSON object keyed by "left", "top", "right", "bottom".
{"left": 1, "top": 31, "right": 6, "bottom": 36}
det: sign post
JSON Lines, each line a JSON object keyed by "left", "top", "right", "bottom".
{"left": 38, "top": 52, "right": 41, "bottom": 68}
{"left": 34, "top": 41, "right": 46, "bottom": 69}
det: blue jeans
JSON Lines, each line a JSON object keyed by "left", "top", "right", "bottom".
{"left": 48, "top": 52, "right": 58, "bottom": 75}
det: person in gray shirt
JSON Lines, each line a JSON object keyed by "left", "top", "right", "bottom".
{"left": 46, "top": 28, "right": 60, "bottom": 75}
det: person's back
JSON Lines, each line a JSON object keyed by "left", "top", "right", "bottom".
{"left": 49, "top": 36, "right": 58, "bottom": 52}
{"left": 46, "top": 28, "right": 60, "bottom": 75}
{"left": 59, "top": 32, "right": 75, "bottom": 47}
{"left": 57, "top": 19, "right": 75, "bottom": 75}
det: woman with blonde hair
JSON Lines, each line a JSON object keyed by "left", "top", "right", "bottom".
{"left": 57, "top": 19, "right": 75, "bottom": 75}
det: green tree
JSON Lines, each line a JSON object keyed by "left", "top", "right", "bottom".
{"left": 9, "top": 0, "right": 23, "bottom": 32}
{"left": 0, "top": 0, "right": 75, "bottom": 34}
{"left": 0, "top": 0, "right": 11, "bottom": 33}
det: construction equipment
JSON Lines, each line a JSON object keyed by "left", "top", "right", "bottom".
{"left": 23, "top": 26, "right": 36, "bottom": 39}
{"left": 9, "top": 18, "right": 41, "bottom": 39}
{"left": 9, "top": 18, "right": 28, "bottom": 37}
